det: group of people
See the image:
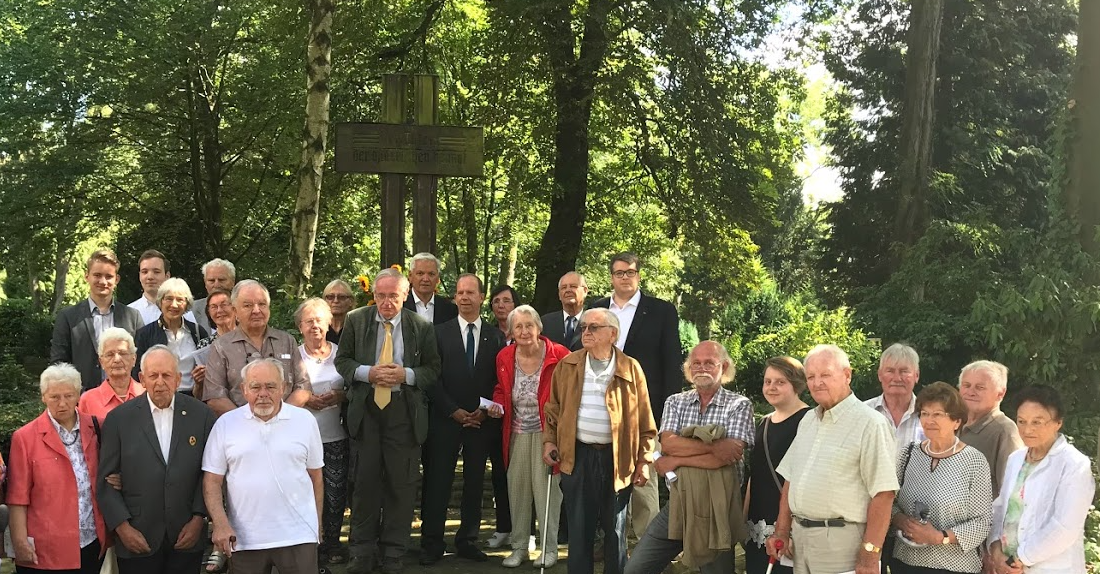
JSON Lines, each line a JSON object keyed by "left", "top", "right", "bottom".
{"left": 0, "top": 247, "right": 1095, "bottom": 574}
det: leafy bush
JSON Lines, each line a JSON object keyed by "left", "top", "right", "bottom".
{"left": 0, "top": 298, "right": 53, "bottom": 363}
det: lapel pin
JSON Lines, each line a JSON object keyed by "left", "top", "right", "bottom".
{"left": 189, "top": 436, "right": 197, "bottom": 446}
{"left": 181, "top": 410, "right": 187, "bottom": 415}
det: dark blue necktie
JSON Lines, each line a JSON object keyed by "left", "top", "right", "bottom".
{"left": 564, "top": 316, "right": 577, "bottom": 342}
{"left": 466, "top": 323, "right": 476, "bottom": 370}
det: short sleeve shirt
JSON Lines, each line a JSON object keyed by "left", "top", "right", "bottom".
{"left": 660, "top": 387, "right": 755, "bottom": 445}
{"left": 201, "top": 327, "right": 312, "bottom": 406}
{"left": 776, "top": 392, "right": 899, "bottom": 523}
{"left": 202, "top": 404, "right": 324, "bottom": 550}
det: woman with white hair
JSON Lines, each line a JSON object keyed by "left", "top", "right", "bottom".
{"left": 8, "top": 364, "right": 109, "bottom": 573}
{"left": 77, "top": 328, "right": 146, "bottom": 421}
{"left": 134, "top": 277, "right": 208, "bottom": 395}
{"left": 487, "top": 305, "right": 571, "bottom": 568}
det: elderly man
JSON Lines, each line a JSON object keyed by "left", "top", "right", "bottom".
{"left": 625, "top": 340, "right": 754, "bottom": 574}
{"left": 402, "top": 252, "right": 458, "bottom": 325}
{"left": 51, "top": 248, "right": 144, "bottom": 391}
{"left": 78, "top": 328, "right": 145, "bottom": 421}
{"left": 864, "top": 343, "right": 925, "bottom": 453}
{"left": 420, "top": 274, "right": 505, "bottom": 565}
{"left": 543, "top": 307, "right": 657, "bottom": 574}
{"left": 336, "top": 268, "right": 441, "bottom": 574}
{"left": 202, "top": 358, "right": 324, "bottom": 573}
{"left": 192, "top": 258, "right": 236, "bottom": 333}
{"left": 767, "top": 344, "right": 898, "bottom": 574}
{"left": 200, "top": 280, "right": 311, "bottom": 416}
{"left": 128, "top": 250, "right": 196, "bottom": 325}
{"left": 541, "top": 271, "right": 588, "bottom": 351}
{"left": 591, "top": 252, "right": 681, "bottom": 537}
{"left": 957, "top": 360, "right": 1023, "bottom": 494}
{"left": 97, "top": 346, "right": 216, "bottom": 574}
{"left": 323, "top": 279, "right": 356, "bottom": 345}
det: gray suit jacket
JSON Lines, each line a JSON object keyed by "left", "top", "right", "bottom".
{"left": 96, "top": 393, "right": 216, "bottom": 558}
{"left": 335, "top": 306, "right": 441, "bottom": 444}
{"left": 50, "top": 299, "right": 143, "bottom": 391}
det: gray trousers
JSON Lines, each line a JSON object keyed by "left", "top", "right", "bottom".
{"left": 623, "top": 503, "right": 734, "bottom": 574}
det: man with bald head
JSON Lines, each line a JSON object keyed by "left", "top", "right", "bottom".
{"left": 97, "top": 346, "right": 216, "bottom": 574}
{"left": 767, "top": 345, "right": 898, "bottom": 574}
{"left": 541, "top": 271, "right": 588, "bottom": 351}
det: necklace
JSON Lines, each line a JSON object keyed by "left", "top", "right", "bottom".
{"left": 59, "top": 427, "right": 79, "bottom": 446}
{"left": 1025, "top": 448, "right": 1048, "bottom": 464}
{"left": 306, "top": 344, "right": 330, "bottom": 363}
{"left": 924, "top": 437, "right": 959, "bottom": 456}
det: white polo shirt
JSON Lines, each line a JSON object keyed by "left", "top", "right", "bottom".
{"left": 202, "top": 403, "right": 324, "bottom": 551}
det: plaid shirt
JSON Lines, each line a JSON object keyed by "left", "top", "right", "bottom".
{"left": 660, "top": 387, "right": 754, "bottom": 445}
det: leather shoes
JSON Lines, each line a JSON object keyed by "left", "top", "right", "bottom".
{"left": 346, "top": 555, "right": 376, "bottom": 574}
{"left": 456, "top": 545, "right": 489, "bottom": 562}
{"left": 418, "top": 550, "right": 444, "bottom": 566}
{"left": 380, "top": 557, "right": 404, "bottom": 574}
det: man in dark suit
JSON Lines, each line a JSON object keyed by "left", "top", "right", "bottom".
{"left": 541, "top": 271, "right": 589, "bottom": 351}
{"left": 403, "top": 252, "right": 459, "bottom": 325}
{"left": 336, "top": 268, "right": 441, "bottom": 574}
{"left": 419, "top": 274, "right": 505, "bottom": 565}
{"left": 591, "top": 252, "right": 682, "bottom": 539}
{"left": 50, "top": 248, "right": 144, "bottom": 392}
{"left": 97, "top": 346, "right": 216, "bottom": 574}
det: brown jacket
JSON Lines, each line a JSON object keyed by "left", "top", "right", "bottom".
{"left": 543, "top": 348, "right": 657, "bottom": 491}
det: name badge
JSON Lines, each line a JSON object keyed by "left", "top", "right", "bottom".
{"left": 280, "top": 354, "right": 291, "bottom": 359}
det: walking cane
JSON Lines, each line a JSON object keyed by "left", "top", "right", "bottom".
{"left": 541, "top": 451, "right": 559, "bottom": 574}
{"left": 765, "top": 539, "right": 785, "bottom": 574}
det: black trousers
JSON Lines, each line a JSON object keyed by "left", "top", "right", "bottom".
{"left": 420, "top": 416, "right": 494, "bottom": 552}
{"left": 890, "top": 559, "right": 969, "bottom": 574}
{"left": 117, "top": 536, "right": 204, "bottom": 574}
{"left": 17, "top": 539, "right": 102, "bottom": 574}
{"left": 560, "top": 442, "right": 632, "bottom": 574}
{"left": 487, "top": 425, "right": 512, "bottom": 534}
{"left": 349, "top": 390, "right": 421, "bottom": 560}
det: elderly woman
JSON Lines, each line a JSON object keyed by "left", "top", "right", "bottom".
{"left": 744, "top": 356, "right": 811, "bottom": 574}
{"left": 134, "top": 278, "right": 208, "bottom": 396}
{"left": 8, "top": 364, "right": 108, "bottom": 573}
{"left": 891, "top": 382, "right": 992, "bottom": 574}
{"left": 77, "top": 328, "right": 145, "bottom": 422}
{"left": 988, "top": 385, "right": 1095, "bottom": 574}
{"left": 487, "top": 305, "right": 571, "bottom": 568}
{"left": 322, "top": 279, "right": 356, "bottom": 345}
{"left": 296, "top": 297, "right": 349, "bottom": 565}
{"left": 489, "top": 285, "right": 519, "bottom": 339}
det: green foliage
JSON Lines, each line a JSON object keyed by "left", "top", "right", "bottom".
{"left": 0, "top": 298, "right": 53, "bottom": 362}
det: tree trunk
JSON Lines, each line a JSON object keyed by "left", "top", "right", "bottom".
{"left": 288, "top": 0, "right": 335, "bottom": 297}
{"left": 894, "top": 0, "right": 943, "bottom": 251}
{"left": 51, "top": 242, "right": 71, "bottom": 314}
{"left": 463, "top": 181, "right": 478, "bottom": 274}
{"left": 1066, "top": 0, "right": 1100, "bottom": 257}
{"left": 530, "top": 0, "right": 614, "bottom": 314}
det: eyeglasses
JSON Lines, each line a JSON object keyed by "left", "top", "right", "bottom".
{"left": 689, "top": 361, "right": 720, "bottom": 371}
{"left": 612, "top": 270, "right": 639, "bottom": 279}
{"left": 324, "top": 293, "right": 352, "bottom": 302}
{"left": 578, "top": 323, "right": 610, "bottom": 333}
{"left": 918, "top": 411, "right": 951, "bottom": 420}
{"left": 209, "top": 302, "right": 233, "bottom": 311}
{"left": 1016, "top": 418, "right": 1055, "bottom": 430}
{"left": 374, "top": 293, "right": 402, "bottom": 302}
{"left": 491, "top": 298, "right": 514, "bottom": 306}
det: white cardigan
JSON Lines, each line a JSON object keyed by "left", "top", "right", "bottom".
{"left": 988, "top": 435, "right": 1095, "bottom": 574}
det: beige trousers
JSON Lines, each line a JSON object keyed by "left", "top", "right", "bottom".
{"left": 508, "top": 432, "right": 562, "bottom": 551}
{"left": 792, "top": 520, "right": 867, "bottom": 574}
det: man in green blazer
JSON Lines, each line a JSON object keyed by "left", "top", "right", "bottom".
{"left": 336, "top": 268, "right": 441, "bottom": 574}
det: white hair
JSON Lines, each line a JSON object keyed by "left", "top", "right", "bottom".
{"left": 374, "top": 268, "right": 411, "bottom": 293}
{"left": 959, "top": 360, "right": 1008, "bottom": 392}
{"left": 880, "top": 343, "right": 919, "bottom": 370}
{"left": 202, "top": 258, "right": 236, "bottom": 281}
{"left": 805, "top": 344, "right": 851, "bottom": 370}
{"left": 140, "top": 344, "right": 180, "bottom": 372}
{"left": 40, "top": 363, "right": 82, "bottom": 395}
{"left": 580, "top": 308, "right": 620, "bottom": 339}
{"left": 157, "top": 277, "right": 194, "bottom": 311}
{"left": 409, "top": 252, "right": 442, "bottom": 272}
{"left": 97, "top": 327, "right": 136, "bottom": 356}
{"left": 240, "top": 358, "right": 286, "bottom": 387}
{"left": 231, "top": 279, "right": 270, "bottom": 305}
{"left": 506, "top": 305, "right": 544, "bottom": 333}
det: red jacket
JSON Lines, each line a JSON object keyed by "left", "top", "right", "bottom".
{"left": 7, "top": 410, "right": 109, "bottom": 569}
{"left": 493, "top": 336, "right": 570, "bottom": 469}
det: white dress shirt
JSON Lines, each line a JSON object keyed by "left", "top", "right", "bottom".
{"left": 128, "top": 296, "right": 196, "bottom": 325}
{"left": 457, "top": 315, "right": 482, "bottom": 360}
{"left": 608, "top": 290, "right": 642, "bottom": 350}
{"left": 148, "top": 394, "right": 175, "bottom": 461}
{"left": 414, "top": 293, "right": 436, "bottom": 322}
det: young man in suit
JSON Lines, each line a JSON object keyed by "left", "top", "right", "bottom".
{"left": 419, "top": 274, "right": 506, "bottom": 565}
{"left": 50, "top": 248, "right": 144, "bottom": 392}
{"left": 591, "top": 252, "right": 683, "bottom": 539}
{"left": 403, "top": 252, "right": 459, "bottom": 325}
{"left": 540, "top": 271, "right": 588, "bottom": 351}
{"left": 336, "top": 268, "right": 442, "bottom": 574}
{"left": 97, "top": 346, "right": 216, "bottom": 574}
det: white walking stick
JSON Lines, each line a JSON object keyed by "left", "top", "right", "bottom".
{"left": 541, "top": 451, "right": 558, "bottom": 574}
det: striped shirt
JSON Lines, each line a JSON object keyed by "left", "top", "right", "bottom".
{"left": 575, "top": 353, "right": 615, "bottom": 444}
{"left": 776, "top": 392, "right": 899, "bottom": 523}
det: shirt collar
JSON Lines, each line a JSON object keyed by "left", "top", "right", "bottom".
{"left": 88, "top": 298, "right": 115, "bottom": 315}
{"left": 243, "top": 404, "right": 291, "bottom": 421}
{"left": 686, "top": 386, "right": 735, "bottom": 406}
{"left": 47, "top": 409, "right": 80, "bottom": 434}
{"left": 585, "top": 348, "right": 617, "bottom": 377}
{"left": 415, "top": 293, "right": 436, "bottom": 308}
{"left": 458, "top": 315, "right": 482, "bottom": 334}
{"left": 97, "top": 379, "right": 141, "bottom": 406}
{"left": 818, "top": 391, "right": 859, "bottom": 423}
{"left": 868, "top": 393, "right": 917, "bottom": 416}
{"left": 376, "top": 310, "right": 403, "bottom": 329}
{"left": 147, "top": 393, "right": 176, "bottom": 414}
{"left": 964, "top": 408, "right": 1001, "bottom": 433}
{"left": 609, "top": 290, "right": 642, "bottom": 311}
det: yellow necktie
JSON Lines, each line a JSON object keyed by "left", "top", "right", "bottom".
{"left": 375, "top": 321, "right": 394, "bottom": 409}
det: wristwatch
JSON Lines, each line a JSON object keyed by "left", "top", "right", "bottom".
{"left": 862, "top": 542, "right": 881, "bottom": 554}
{"left": 941, "top": 530, "right": 951, "bottom": 545}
